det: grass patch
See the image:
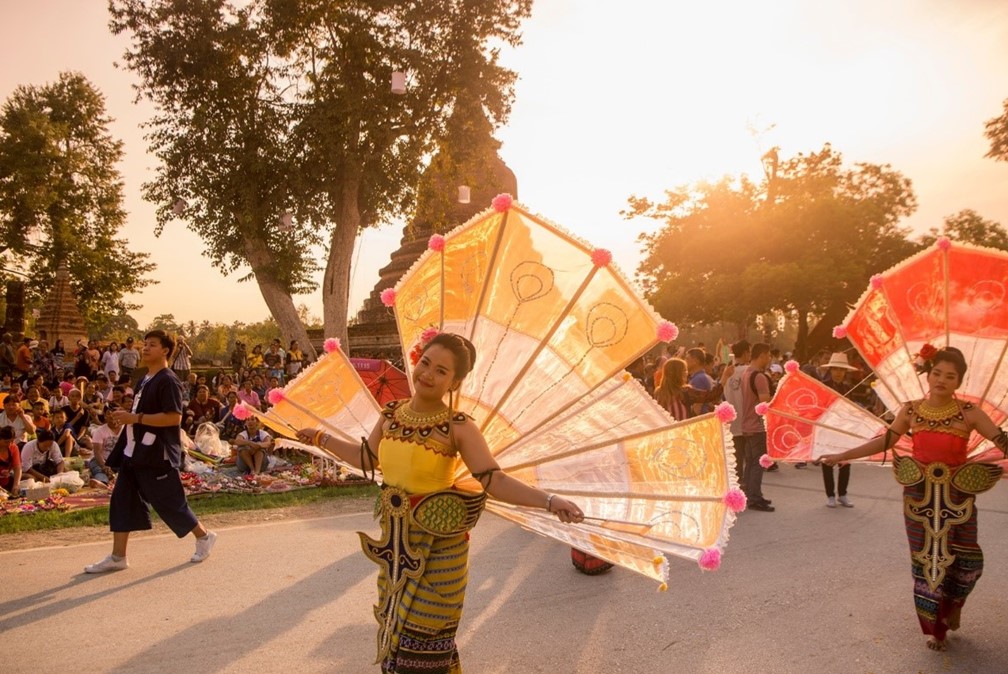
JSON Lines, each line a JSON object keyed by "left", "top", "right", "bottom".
{"left": 0, "top": 484, "right": 378, "bottom": 536}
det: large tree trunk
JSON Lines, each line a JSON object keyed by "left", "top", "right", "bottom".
{"left": 242, "top": 238, "right": 316, "bottom": 359}
{"left": 322, "top": 179, "right": 361, "bottom": 346}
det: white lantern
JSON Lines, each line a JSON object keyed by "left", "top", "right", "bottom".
{"left": 457, "top": 185, "right": 471, "bottom": 204}
{"left": 172, "top": 198, "right": 187, "bottom": 216}
{"left": 31, "top": 308, "right": 40, "bottom": 319}
{"left": 391, "top": 71, "right": 406, "bottom": 95}
{"left": 279, "top": 211, "right": 294, "bottom": 232}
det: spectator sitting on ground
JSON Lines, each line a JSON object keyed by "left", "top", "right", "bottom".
{"left": 50, "top": 408, "right": 78, "bottom": 459}
{"left": 0, "top": 393, "right": 36, "bottom": 444}
{"left": 30, "top": 401, "right": 50, "bottom": 432}
{"left": 62, "top": 389, "right": 94, "bottom": 453}
{"left": 88, "top": 408, "right": 123, "bottom": 488}
{"left": 233, "top": 416, "right": 273, "bottom": 475}
{"left": 217, "top": 391, "right": 244, "bottom": 442}
{"left": 49, "top": 385, "right": 70, "bottom": 412}
{"left": 237, "top": 377, "right": 260, "bottom": 410}
{"left": 0, "top": 426, "right": 21, "bottom": 495}
{"left": 20, "top": 429, "right": 64, "bottom": 482}
{"left": 22, "top": 386, "right": 49, "bottom": 415}
{"left": 186, "top": 385, "right": 222, "bottom": 436}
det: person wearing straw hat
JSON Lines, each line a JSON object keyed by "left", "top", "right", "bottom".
{"left": 819, "top": 352, "right": 859, "bottom": 507}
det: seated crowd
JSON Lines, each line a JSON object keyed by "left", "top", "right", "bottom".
{"left": 0, "top": 333, "right": 315, "bottom": 497}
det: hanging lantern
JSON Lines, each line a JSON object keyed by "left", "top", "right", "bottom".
{"left": 31, "top": 308, "right": 40, "bottom": 319}
{"left": 172, "top": 198, "right": 187, "bottom": 216}
{"left": 391, "top": 71, "right": 406, "bottom": 95}
{"left": 278, "top": 211, "right": 294, "bottom": 233}
{"left": 457, "top": 185, "right": 471, "bottom": 204}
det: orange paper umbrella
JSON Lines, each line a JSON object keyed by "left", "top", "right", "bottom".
{"left": 350, "top": 358, "right": 412, "bottom": 406}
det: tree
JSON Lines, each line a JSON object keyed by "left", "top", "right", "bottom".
{"left": 145, "top": 312, "right": 180, "bottom": 334}
{"left": 109, "top": 0, "right": 531, "bottom": 352}
{"left": 984, "top": 98, "right": 1008, "bottom": 162}
{"left": 629, "top": 144, "right": 919, "bottom": 357}
{"left": 0, "top": 72, "right": 155, "bottom": 332}
{"left": 919, "top": 209, "right": 1008, "bottom": 251}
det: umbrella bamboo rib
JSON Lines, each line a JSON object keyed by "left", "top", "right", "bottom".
{"left": 480, "top": 266, "right": 600, "bottom": 433}
{"left": 499, "top": 420, "right": 678, "bottom": 472}
{"left": 465, "top": 211, "right": 509, "bottom": 346}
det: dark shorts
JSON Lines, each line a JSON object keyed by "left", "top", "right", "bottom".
{"left": 109, "top": 458, "right": 198, "bottom": 537}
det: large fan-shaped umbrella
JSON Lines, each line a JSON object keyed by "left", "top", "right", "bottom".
{"left": 350, "top": 358, "right": 412, "bottom": 406}
{"left": 763, "top": 239, "right": 1008, "bottom": 472}
{"left": 248, "top": 196, "right": 743, "bottom": 586}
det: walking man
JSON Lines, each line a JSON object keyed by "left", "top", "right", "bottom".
{"left": 85, "top": 330, "right": 217, "bottom": 573}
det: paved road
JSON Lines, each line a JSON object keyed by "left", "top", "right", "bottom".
{"left": 3, "top": 464, "right": 1008, "bottom": 673}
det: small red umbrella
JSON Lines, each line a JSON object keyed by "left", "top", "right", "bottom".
{"left": 350, "top": 358, "right": 412, "bottom": 406}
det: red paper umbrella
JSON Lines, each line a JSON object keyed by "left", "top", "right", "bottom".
{"left": 350, "top": 359, "right": 412, "bottom": 406}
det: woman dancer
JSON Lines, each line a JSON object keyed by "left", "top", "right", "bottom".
{"left": 822, "top": 347, "right": 1006, "bottom": 651}
{"left": 298, "top": 332, "right": 583, "bottom": 673}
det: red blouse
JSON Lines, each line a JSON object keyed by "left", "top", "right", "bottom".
{"left": 912, "top": 431, "right": 969, "bottom": 467}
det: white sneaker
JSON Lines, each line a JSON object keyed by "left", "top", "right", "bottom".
{"left": 84, "top": 555, "right": 128, "bottom": 573}
{"left": 826, "top": 496, "right": 837, "bottom": 508}
{"left": 191, "top": 531, "right": 217, "bottom": 563}
{"left": 839, "top": 495, "right": 854, "bottom": 508}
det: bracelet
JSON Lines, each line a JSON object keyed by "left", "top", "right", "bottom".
{"left": 546, "top": 493, "right": 555, "bottom": 512}
{"left": 313, "top": 430, "right": 325, "bottom": 447}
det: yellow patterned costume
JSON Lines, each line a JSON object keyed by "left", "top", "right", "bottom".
{"left": 360, "top": 400, "right": 486, "bottom": 674}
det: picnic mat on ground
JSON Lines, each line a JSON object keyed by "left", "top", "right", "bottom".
{"left": 1, "top": 466, "right": 371, "bottom": 517}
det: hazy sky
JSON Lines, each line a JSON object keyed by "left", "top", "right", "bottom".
{"left": 2, "top": 1, "right": 1007, "bottom": 330}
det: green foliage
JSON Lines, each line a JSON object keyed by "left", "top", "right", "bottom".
{"left": 630, "top": 144, "right": 919, "bottom": 330}
{"left": 0, "top": 72, "right": 156, "bottom": 331}
{"left": 109, "top": 0, "right": 532, "bottom": 337}
{"left": 148, "top": 313, "right": 293, "bottom": 362}
{"left": 919, "top": 209, "right": 1008, "bottom": 251}
{"left": 984, "top": 98, "right": 1008, "bottom": 163}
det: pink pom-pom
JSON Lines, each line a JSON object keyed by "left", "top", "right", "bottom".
{"left": 758, "top": 454, "right": 774, "bottom": 469}
{"left": 267, "top": 388, "right": 285, "bottom": 405}
{"left": 657, "top": 321, "right": 679, "bottom": 342}
{"left": 714, "top": 401, "right": 736, "bottom": 424}
{"left": 784, "top": 359, "right": 799, "bottom": 374}
{"left": 380, "top": 288, "right": 396, "bottom": 307}
{"left": 870, "top": 274, "right": 884, "bottom": 289}
{"left": 832, "top": 325, "right": 847, "bottom": 339}
{"left": 755, "top": 402, "right": 770, "bottom": 416}
{"left": 723, "top": 488, "right": 747, "bottom": 513}
{"left": 323, "top": 338, "right": 341, "bottom": 354}
{"left": 491, "top": 193, "right": 513, "bottom": 212}
{"left": 698, "top": 548, "right": 721, "bottom": 571}
{"left": 591, "top": 248, "right": 613, "bottom": 267}
{"left": 232, "top": 403, "right": 251, "bottom": 421}
{"left": 936, "top": 236, "right": 952, "bottom": 251}
{"left": 428, "top": 234, "right": 446, "bottom": 252}
{"left": 420, "top": 326, "right": 440, "bottom": 343}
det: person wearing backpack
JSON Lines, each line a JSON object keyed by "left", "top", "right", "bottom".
{"left": 740, "top": 342, "right": 775, "bottom": 512}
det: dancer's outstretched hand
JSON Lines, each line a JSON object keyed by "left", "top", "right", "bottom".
{"left": 550, "top": 496, "right": 584, "bottom": 524}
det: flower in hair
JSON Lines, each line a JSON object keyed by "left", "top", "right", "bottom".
{"left": 420, "top": 327, "right": 440, "bottom": 344}
{"left": 918, "top": 343, "right": 938, "bottom": 361}
{"left": 409, "top": 343, "right": 424, "bottom": 367}
{"left": 657, "top": 321, "right": 679, "bottom": 342}
{"left": 323, "top": 338, "right": 341, "bottom": 353}
{"left": 380, "top": 288, "right": 396, "bottom": 307}
{"left": 428, "top": 234, "right": 446, "bottom": 252}
{"left": 591, "top": 248, "right": 613, "bottom": 267}
{"left": 492, "top": 193, "right": 514, "bottom": 212}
